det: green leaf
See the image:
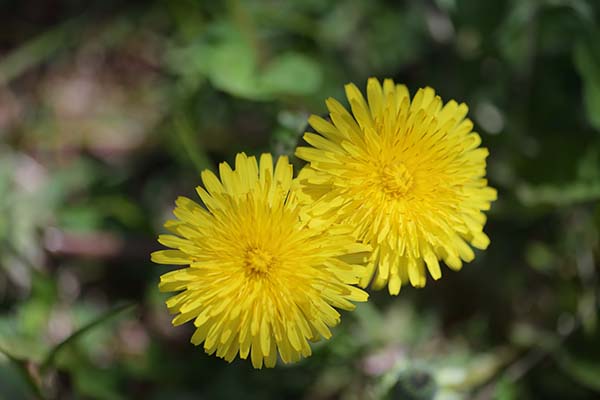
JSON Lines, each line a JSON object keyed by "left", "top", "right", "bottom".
{"left": 574, "top": 35, "right": 600, "bottom": 130}
{"left": 261, "top": 52, "right": 322, "bottom": 95}
{"left": 15, "top": 273, "right": 57, "bottom": 344}
{"left": 517, "top": 181, "right": 600, "bottom": 207}
{"left": 493, "top": 376, "right": 521, "bottom": 400}
{"left": 525, "top": 241, "right": 557, "bottom": 273}
{"left": 58, "top": 206, "right": 103, "bottom": 231}
{"left": 0, "top": 347, "right": 45, "bottom": 399}
{"left": 556, "top": 349, "right": 600, "bottom": 392}
{"left": 172, "top": 21, "right": 323, "bottom": 100}
{"left": 207, "top": 36, "right": 270, "bottom": 100}
{"left": 72, "top": 365, "right": 126, "bottom": 400}
{"left": 497, "top": 1, "right": 537, "bottom": 72}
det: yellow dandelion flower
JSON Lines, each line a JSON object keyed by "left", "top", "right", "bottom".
{"left": 151, "top": 153, "right": 369, "bottom": 368}
{"left": 296, "top": 78, "right": 497, "bottom": 295}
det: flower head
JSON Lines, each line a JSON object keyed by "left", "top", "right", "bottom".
{"left": 151, "top": 153, "right": 369, "bottom": 368}
{"left": 296, "top": 78, "right": 497, "bottom": 295}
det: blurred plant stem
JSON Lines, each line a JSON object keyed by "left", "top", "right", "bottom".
{"left": 173, "top": 113, "right": 211, "bottom": 173}
{"left": 40, "top": 303, "right": 136, "bottom": 373}
{"left": 228, "top": 0, "right": 269, "bottom": 68}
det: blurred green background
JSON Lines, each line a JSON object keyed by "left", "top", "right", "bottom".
{"left": 1, "top": 0, "right": 599, "bottom": 399}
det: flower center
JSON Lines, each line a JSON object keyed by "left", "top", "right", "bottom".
{"left": 380, "top": 162, "right": 414, "bottom": 197}
{"left": 244, "top": 247, "right": 274, "bottom": 275}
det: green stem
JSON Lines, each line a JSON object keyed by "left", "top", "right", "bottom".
{"left": 40, "top": 303, "right": 136, "bottom": 373}
{"left": 173, "top": 114, "right": 211, "bottom": 173}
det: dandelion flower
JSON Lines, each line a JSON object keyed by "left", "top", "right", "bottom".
{"left": 151, "top": 153, "right": 369, "bottom": 368}
{"left": 296, "top": 78, "right": 497, "bottom": 295}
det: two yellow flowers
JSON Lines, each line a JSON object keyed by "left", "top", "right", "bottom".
{"left": 151, "top": 78, "right": 497, "bottom": 368}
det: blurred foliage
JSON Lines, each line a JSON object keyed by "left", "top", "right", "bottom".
{"left": 0, "top": 0, "right": 599, "bottom": 399}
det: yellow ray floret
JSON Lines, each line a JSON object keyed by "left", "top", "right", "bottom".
{"left": 296, "top": 78, "right": 497, "bottom": 295}
{"left": 151, "top": 153, "right": 369, "bottom": 368}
